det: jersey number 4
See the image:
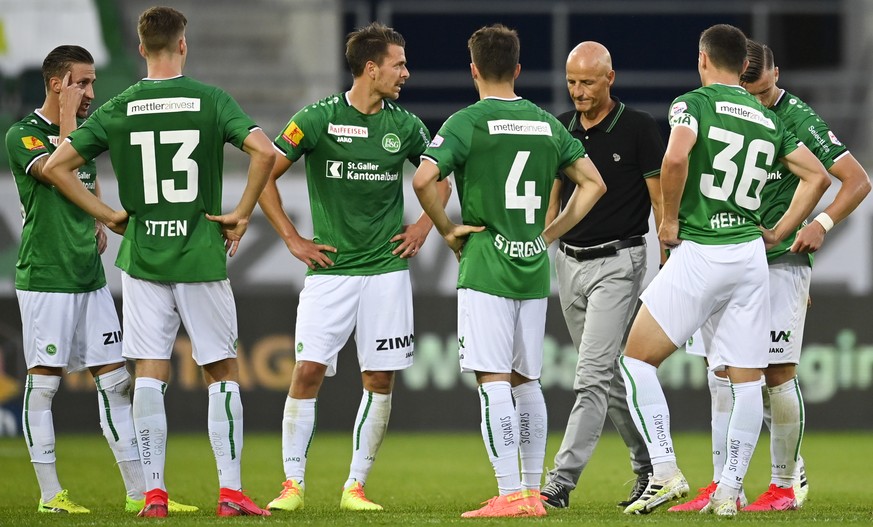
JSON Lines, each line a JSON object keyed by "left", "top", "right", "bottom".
{"left": 505, "top": 151, "right": 541, "bottom": 224}
{"left": 702, "top": 126, "right": 774, "bottom": 210}
{"left": 131, "top": 130, "right": 200, "bottom": 204}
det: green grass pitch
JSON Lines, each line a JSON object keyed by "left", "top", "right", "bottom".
{"left": 0, "top": 431, "right": 870, "bottom": 525}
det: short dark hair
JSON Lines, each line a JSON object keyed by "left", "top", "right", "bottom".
{"left": 740, "top": 40, "right": 775, "bottom": 84}
{"left": 468, "top": 24, "right": 519, "bottom": 82}
{"left": 699, "top": 24, "right": 747, "bottom": 74}
{"left": 345, "top": 22, "right": 406, "bottom": 77}
{"left": 138, "top": 6, "right": 187, "bottom": 54}
{"left": 42, "top": 45, "right": 94, "bottom": 90}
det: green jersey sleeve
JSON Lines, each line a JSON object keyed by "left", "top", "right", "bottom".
{"left": 792, "top": 115, "right": 846, "bottom": 168}
{"left": 407, "top": 115, "right": 431, "bottom": 167}
{"left": 776, "top": 124, "right": 800, "bottom": 160}
{"left": 554, "top": 123, "right": 586, "bottom": 169}
{"left": 6, "top": 123, "right": 50, "bottom": 173}
{"left": 274, "top": 104, "right": 326, "bottom": 163}
{"left": 422, "top": 111, "right": 472, "bottom": 180}
{"left": 215, "top": 88, "right": 258, "bottom": 149}
{"left": 68, "top": 102, "right": 112, "bottom": 161}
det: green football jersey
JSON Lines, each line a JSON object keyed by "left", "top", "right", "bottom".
{"left": 667, "top": 84, "right": 799, "bottom": 245}
{"left": 5, "top": 110, "right": 105, "bottom": 292}
{"left": 761, "top": 91, "right": 848, "bottom": 263}
{"left": 423, "top": 97, "right": 586, "bottom": 300}
{"left": 68, "top": 76, "right": 258, "bottom": 282}
{"left": 274, "top": 92, "right": 430, "bottom": 276}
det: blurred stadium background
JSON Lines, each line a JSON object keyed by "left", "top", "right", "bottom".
{"left": 0, "top": 0, "right": 871, "bottom": 436}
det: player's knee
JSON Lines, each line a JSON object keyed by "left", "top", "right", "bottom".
{"left": 292, "top": 361, "right": 328, "bottom": 391}
{"left": 362, "top": 370, "right": 394, "bottom": 394}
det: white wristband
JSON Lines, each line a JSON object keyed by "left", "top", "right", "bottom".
{"left": 813, "top": 212, "right": 834, "bottom": 233}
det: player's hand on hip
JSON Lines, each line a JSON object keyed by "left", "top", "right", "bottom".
{"left": 444, "top": 224, "right": 485, "bottom": 262}
{"left": 657, "top": 219, "right": 681, "bottom": 250}
{"left": 287, "top": 236, "right": 336, "bottom": 270}
{"left": 105, "top": 210, "right": 128, "bottom": 236}
{"left": 758, "top": 225, "right": 781, "bottom": 250}
{"left": 206, "top": 212, "right": 249, "bottom": 257}
{"left": 391, "top": 223, "right": 429, "bottom": 259}
{"left": 790, "top": 221, "right": 825, "bottom": 253}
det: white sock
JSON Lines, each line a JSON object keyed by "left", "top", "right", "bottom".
{"left": 346, "top": 390, "right": 391, "bottom": 488}
{"left": 281, "top": 397, "right": 316, "bottom": 485}
{"left": 23, "top": 374, "right": 62, "bottom": 502}
{"left": 768, "top": 377, "right": 804, "bottom": 488}
{"left": 512, "top": 381, "right": 547, "bottom": 491}
{"left": 478, "top": 381, "right": 520, "bottom": 495}
{"left": 133, "top": 377, "right": 168, "bottom": 493}
{"left": 208, "top": 381, "right": 244, "bottom": 491}
{"left": 709, "top": 371, "right": 732, "bottom": 482}
{"left": 795, "top": 455, "right": 805, "bottom": 480}
{"left": 94, "top": 367, "right": 144, "bottom": 499}
{"left": 718, "top": 378, "right": 764, "bottom": 490}
{"left": 619, "top": 357, "right": 677, "bottom": 478}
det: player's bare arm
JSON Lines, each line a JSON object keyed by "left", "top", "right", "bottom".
{"left": 645, "top": 175, "right": 668, "bottom": 265}
{"left": 791, "top": 152, "right": 870, "bottom": 252}
{"left": 392, "top": 178, "right": 452, "bottom": 259}
{"left": 413, "top": 158, "right": 483, "bottom": 260}
{"left": 545, "top": 178, "right": 563, "bottom": 226}
{"left": 207, "top": 129, "right": 274, "bottom": 257}
{"left": 28, "top": 71, "right": 88, "bottom": 185}
{"left": 763, "top": 144, "right": 830, "bottom": 248}
{"left": 658, "top": 125, "right": 695, "bottom": 249}
{"left": 257, "top": 150, "right": 337, "bottom": 269}
{"left": 42, "top": 141, "right": 128, "bottom": 234}
{"left": 94, "top": 179, "right": 107, "bottom": 254}
{"left": 542, "top": 155, "right": 606, "bottom": 245}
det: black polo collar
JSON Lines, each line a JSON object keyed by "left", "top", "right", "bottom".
{"left": 567, "top": 96, "right": 626, "bottom": 134}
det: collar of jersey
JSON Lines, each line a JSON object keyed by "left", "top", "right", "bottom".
{"left": 568, "top": 96, "right": 624, "bottom": 134}
{"left": 34, "top": 109, "right": 53, "bottom": 126}
{"left": 343, "top": 91, "right": 385, "bottom": 112}
{"left": 483, "top": 96, "right": 522, "bottom": 102}
{"left": 771, "top": 88, "right": 787, "bottom": 109}
{"left": 142, "top": 74, "right": 185, "bottom": 81}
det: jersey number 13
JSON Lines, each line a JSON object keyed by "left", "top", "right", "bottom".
{"left": 131, "top": 130, "right": 200, "bottom": 204}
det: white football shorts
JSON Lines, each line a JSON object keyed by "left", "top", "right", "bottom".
{"left": 121, "top": 272, "right": 238, "bottom": 366}
{"left": 642, "top": 239, "right": 770, "bottom": 370}
{"left": 764, "top": 257, "right": 811, "bottom": 365}
{"left": 294, "top": 270, "right": 414, "bottom": 377}
{"left": 17, "top": 286, "right": 122, "bottom": 372}
{"left": 457, "top": 288, "right": 547, "bottom": 379}
{"left": 685, "top": 256, "right": 811, "bottom": 367}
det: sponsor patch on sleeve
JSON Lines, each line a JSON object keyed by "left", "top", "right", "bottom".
{"left": 281, "top": 121, "right": 304, "bottom": 147}
{"left": 670, "top": 101, "right": 688, "bottom": 117}
{"left": 428, "top": 134, "right": 444, "bottom": 148}
{"left": 21, "top": 136, "right": 46, "bottom": 151}
{"left": 828, "top": 131, "right": 842, "bottom": 146}
{"left": 669, "top": 112, "right": 698, "bottom": 135}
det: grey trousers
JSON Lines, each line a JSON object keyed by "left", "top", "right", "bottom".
{"left": 547, "top": 244, "right": 652, "bottom": 489}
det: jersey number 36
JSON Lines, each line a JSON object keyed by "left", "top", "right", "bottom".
{"left": 701, "top": 126, "right": 774, "bottom": 211}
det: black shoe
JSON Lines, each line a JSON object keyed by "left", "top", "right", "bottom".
{"left": 617, "top": 473, "right": 650, "bottom": 507}
{"left": 540, "top": 481, "right": 570, "bottom": 508}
